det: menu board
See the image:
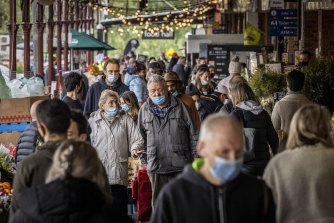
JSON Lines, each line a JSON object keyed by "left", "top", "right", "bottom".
{"left": 207, "top": 45, "right": 229, "bottom": 79}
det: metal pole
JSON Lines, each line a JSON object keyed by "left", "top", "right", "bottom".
{"left": 64, "top": 0, "right": 69, "bottom": 71}
{"left": 22, "top": 0, "right": 32, "bottom": 77}
{"left": 36, "top": 2, "right": 45, "bottom": 76}
{"left": 8, "top": 0, "right": 18, "bottom": 80}
{"left": 56, "top": 0, "right": 62, "bottom": 74}
{"left": 48, "top": 4, "right": 55, "bottom": 86}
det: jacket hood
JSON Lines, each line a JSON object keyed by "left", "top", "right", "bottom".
{"left": 37, "top": 141, "right": 63, "bottom": 155}
{"left": 124, "top": 73, "right": 140, "bottom": 86}
{"left": 180, "top": 162, "right": 215, "bottom": 190}
{"left": 17, "top": 178, "right": 105, "bottom": 222}
{"left": 237, "top": 100, "right": 263, "bottom": 115}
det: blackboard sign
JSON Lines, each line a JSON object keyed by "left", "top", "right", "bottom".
{"left": 207, "top": 45, "right": 229, "bottom": 79}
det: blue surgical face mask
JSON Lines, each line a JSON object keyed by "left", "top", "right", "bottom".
{"left": 121, "top": 104, "right": 131, "bottom": 113}
{"left": 107, "top": 74, "right": 118, "bottom": 83}
{"left": 105, "top": 107, "right": 119, "bottom": 119}
{"left": 201, "top": 79, "right": 209, "bottom": 86}
{"left": 151, "top": 95, "right": 166, "bottom": 105}
{"left": 209, "top": 156, "right": 243, "bottom": 183}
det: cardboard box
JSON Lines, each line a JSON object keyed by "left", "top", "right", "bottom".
{"left": 0, "top": 96, "right": 49, "bottom": 123}
{"left": 0, "top": 132, "right": 21, "bottom": 147}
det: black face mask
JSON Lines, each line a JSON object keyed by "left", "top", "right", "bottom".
{"left": 299, "top": 61, "right": 309, "bottom": 67}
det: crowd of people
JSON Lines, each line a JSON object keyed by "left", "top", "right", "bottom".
{"left": 10, "top": 51, "right": 334, "bottom": 223}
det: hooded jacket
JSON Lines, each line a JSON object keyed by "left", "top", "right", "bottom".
{"left": 83, "top": 77, "right": 129, "bottom": 117}
{"left": 9, "top": 178, "right": 131, "bottom": 223}
{"left": 138, "top": 95, "right": 198, "bottom": 174}
{"left": 124, "top": 73, "right": 148, "bottom": 103}
{"left": 88, "top": 110, "right": 144, "bottom": 186}
{"left": 15, "top": 122, "right": 41, "bottom": 166}
{"left": 151, "top": 161, "right": 276, "bottom": 223}
{"left": 231, "top": 101, "right": 278, "bottom": 160}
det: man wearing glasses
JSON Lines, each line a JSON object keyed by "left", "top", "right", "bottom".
{"left": 84, "top": 59, "right": 129, "bottom": 118}
{"left": 135, "top": 75, "right": 198, "bottom": 207}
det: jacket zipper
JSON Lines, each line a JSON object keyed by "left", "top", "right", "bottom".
{"left": 218, "top": 187, "right": 225, "bottom": 223}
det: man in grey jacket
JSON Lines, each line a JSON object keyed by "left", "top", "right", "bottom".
{"left": 271, "top": 70, "right": 310, "bottom": 139}
{"left": 135, "top": 75, "right": 198, "bottom": 205}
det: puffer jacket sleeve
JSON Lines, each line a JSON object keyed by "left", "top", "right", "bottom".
{"left": 130, "top": 78, "right": 145, "bottom": 103}
{"left": 88, "top": 117, "right": 97, "bottom": 145}
{"left": 180, "top": 101, "right": 199, "bottom": 158}
{"left": 15, "top": 123, "right": 40, "bottom": 165}
{"left": 265, "top": 111, "right": 279, "bottom": 155}
{"left": 126, "top": 116, "right": 144, "bottom": 152}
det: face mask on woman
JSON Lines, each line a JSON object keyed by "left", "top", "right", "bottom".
{"left": 201, "top": 79, "right": 209, "bottom": 86}
{"left": 209, "top": 156, "right": 243, "bottom": 183}
{"left": 121, "top": 104, "right": 131, "bottom": 113}
{"left": 105, "top": 107, "right": 119, "bottom": 119}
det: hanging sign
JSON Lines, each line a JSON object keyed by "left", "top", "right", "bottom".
{"left": 142, "top": 30, "right": 175, "bottom": 39}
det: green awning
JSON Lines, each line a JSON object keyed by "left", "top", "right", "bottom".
{"left": 66, "top": 29, "right": 115, "bottom": 50}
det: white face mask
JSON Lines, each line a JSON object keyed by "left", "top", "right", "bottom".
{"left": 201, "top": 79, "right": 209, "bottom": 86}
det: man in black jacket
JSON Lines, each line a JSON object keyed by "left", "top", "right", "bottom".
{"left": 15, "top": 100, "right": 43, "bottom": 166}
{"left": 83, "top": 59, "right": 129, "bottom": 117}
{"left": 151, "top": 113, "right": 275, "bottom": 223}
{"left": 11, "top": 99, "right": 71, "bottom": 216}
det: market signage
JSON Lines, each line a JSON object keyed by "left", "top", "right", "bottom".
{"left": 142, "top": 29, "right": 175, "bottom": 39}
{"left": 269, "top": 0, "right": 284, "bottom": 9}
{"left": 270, "top": 9, "right": 298, "bottom": 37}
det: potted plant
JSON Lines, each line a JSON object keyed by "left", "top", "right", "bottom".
{"left": 248, "top": 65, "right": 286, "bottom": 113}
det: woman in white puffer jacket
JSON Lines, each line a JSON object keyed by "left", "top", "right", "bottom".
{"left": 88, "top": 89, "right": 144, "bottom": 216}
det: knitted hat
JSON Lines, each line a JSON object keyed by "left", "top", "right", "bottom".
{"left": 228, "top": 56, "right": 241, "bottom": 74}
{"left": 164, "top": 71, "right": 180, "bottom": 82}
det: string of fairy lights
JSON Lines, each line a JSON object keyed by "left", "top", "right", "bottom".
{"left": 83, "top": 0, "right": 221, "bottom": 37}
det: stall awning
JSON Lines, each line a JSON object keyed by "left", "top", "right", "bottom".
{"left": 62, "top": 29, "right": 116, "bottom": 50}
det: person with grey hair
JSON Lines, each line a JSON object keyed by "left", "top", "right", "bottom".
{"left": 151, "top": 113, "right": 275, "bottom": 223}
{"left": 264, "top": 104, "right": 334, "bottom": 223}
{"left": 135, "top": 74, "right": 198, "bottom": 206}
{"left": 88, "top": 89, "right": 144, "bottom": 216}
{"left": 172, "top": 56, "right": 188, "bottom": 86}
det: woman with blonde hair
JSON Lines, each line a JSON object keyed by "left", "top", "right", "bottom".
{"left": 186, "top": 67, "right": 218, "bottom": 120}
{"left": 187, "top": 67, "right": 215, "bottom": 98}
{"left": 230, "top": 82, "right": 278, "bottom": 177}
{"left": 88, "top": 89, "right": 144, "bottom": 216}
{"left": 120, "top": 91, "right": 140, "bottom": 123}
{"left": 264, "top": 104, "right": 334, "bottom": 223}
{"left": 9, "top": 140, "right": 131, "bottom": 223}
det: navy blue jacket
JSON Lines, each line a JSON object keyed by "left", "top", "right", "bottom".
{"left": 83, "top": 77, "right": 129, "bottom": 117}
{"left": 15, "top": 122, "right": 41, "bottom": 166}
{"left": 172, "top": 64, "right": 188, "bottom": 86}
